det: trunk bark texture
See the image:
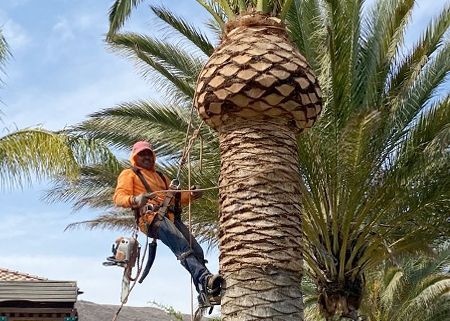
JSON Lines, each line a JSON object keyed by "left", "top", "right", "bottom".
{"left": 193, "top": 12, "right": 322, "bottom": 320}
{"left": 218, "top": 120, "right": 303, "bottom": 321}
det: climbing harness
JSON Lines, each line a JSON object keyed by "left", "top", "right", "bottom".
{"left": 103, "top": 167, "right": 186, "bottom": 306}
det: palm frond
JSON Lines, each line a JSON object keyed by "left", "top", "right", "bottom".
{"left": 195, "top": 0, "right": 226, "bottom": 28}
{"left": 108, "top": 33, "right": 204, "bottom": 103}
{"left": 388, "top": 4, "right": 450, "bottom": 97}
{"left": 356, "top": 248, "right": 450, "bottom": 321}
{"left": 389, "top": 42, "right": 450, "bottom": 135}
{"left": 358, "top": 0, "right": 415, "bottom": 108}
{"left": 151, "top": 6, "right": 216, "bottom": 56}
{"left": 108, "top": 0, "right": 145, "bottom": 36}
{"left": 44, "top": 159, "right": 123, "bottom": 211}
{"left": 286, "top": 0, "right": 327, "bottom": 74}
{"left": 0, "top": 129, "right": 80, "bottom": 189}
{"left": 73, "top": 101, "right": 198, "bottom": 159}
{"left": 65, "top": 210, "right": 135, "bottom": 232}
{"left": 0, "top": 28, "right": 10, "bottom": 84}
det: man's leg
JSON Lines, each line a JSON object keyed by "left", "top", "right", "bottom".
{"left": 174, "top": 219, "right": 206, "bottom": 265}
{"left": 153, "top": 215, "right": 210, "bottom": 292}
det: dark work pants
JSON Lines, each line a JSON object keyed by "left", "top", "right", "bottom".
{"left": 149, "top": 215, "right": 210, "bottom": 292}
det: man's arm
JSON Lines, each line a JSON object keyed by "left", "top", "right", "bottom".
{"left": 113, "top": 170, "right": 135, "bottom": 208}
{"left": 180, "top": 185, "right": 203, "bottom": 205}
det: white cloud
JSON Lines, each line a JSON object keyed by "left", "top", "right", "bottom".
{"left": 52, "top": 17, "right": 75, "bottom": 42}
{"left": 73, "top": 14, "right": 99, "bottom": 31}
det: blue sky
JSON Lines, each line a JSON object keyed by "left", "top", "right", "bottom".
{"left": 0, "top": 0, "right": 448, "bottom": 314}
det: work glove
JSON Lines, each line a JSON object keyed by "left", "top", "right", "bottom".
{"left": 132, "top": 192, "right": 154, "bottom": 208}
{"left": 190, "top": 185, "right": 203, "bottom": 200}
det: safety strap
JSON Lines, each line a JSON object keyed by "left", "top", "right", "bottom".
{"left": 131, "top": 167, "right": 180, "bottom": 220}
{"left": 131, "top": 167, "right": 166, "bottom": 225}
{"left": 131, "top": 167, "right": 166, "bottom": 192}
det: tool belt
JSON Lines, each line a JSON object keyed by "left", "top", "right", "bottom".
{"left": 137, "top": 203, "right": 178, "bottom": 234}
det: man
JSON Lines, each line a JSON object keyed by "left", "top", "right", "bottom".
{"left": 113, "top": 141, "right": 222, "bottom": 305}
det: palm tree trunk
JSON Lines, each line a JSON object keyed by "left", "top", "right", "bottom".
{"left": 218, "top": 120, "right": 303, "bottom": 320}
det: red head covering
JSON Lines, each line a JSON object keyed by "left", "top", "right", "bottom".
{"left": 131, "top": 141, "right": 153, "bottom": 155}
{"left": 130, "top": 141, "right": 156, "bottom": 168}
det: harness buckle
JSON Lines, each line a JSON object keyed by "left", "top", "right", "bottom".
{"left": 143, "top": 204, "right": 160, "bottom": 213}
{"left": 170, "top": 179, "right": 180, "bottom": 190}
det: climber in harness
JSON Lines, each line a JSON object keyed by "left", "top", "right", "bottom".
{"left": 113, "top": 141, "right": 223, "bottom": 308}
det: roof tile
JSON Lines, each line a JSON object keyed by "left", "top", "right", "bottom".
{"left": 0, "top": 268, "right": 47, "bottom": 281}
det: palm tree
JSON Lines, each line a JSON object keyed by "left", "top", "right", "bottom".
{"left": 363, "top": 247, "right": 450, "bottom": 321}
{"left": 49, "top": 1, "right": 449, "bottom": 320}
{"left": 292, "top": 1, "right": 450, "bottom": 318}
{"left": 303, "top": 246, "right": 450, "bottom": 321}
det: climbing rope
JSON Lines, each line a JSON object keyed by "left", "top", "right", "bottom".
{"left": 188, "top": 151, "right": 195, "bottom": 321}
{"left": 176, "top": 120, "right": 204, "bottom": 181}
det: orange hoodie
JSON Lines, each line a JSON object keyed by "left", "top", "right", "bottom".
{"left": 113, "top": 146, "right": 192, "bottom": 229}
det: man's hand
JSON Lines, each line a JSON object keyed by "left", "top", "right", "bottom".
{"left": 132, "top": 192, "right": 154, "bottom": 208}
{"left": 190, "top": 185, "right": 203, "bottom": 200}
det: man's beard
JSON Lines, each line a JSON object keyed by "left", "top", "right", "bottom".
{"left": 138, "top": 159, "right": 153, "bottom": 169}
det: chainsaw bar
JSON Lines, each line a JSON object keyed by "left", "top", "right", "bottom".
{"left": 120, "top": 267, "right": 132, "bottom": 303}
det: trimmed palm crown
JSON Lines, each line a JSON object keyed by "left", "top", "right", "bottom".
{"left": 195, "top": 10, "right": 321, "bottom": 131}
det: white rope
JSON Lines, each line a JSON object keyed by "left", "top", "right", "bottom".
{"left": 188, "top": 150, "right": 195, "bottom": 321}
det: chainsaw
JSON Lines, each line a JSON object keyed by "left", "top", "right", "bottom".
{"left": 103, "top": 235, "right": 157, "bottom": 303}
{"left": 103, "top": 236, "right": 140, "bottom": 303}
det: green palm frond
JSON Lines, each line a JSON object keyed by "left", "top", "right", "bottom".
{"left": 108, "top": 0, "right": 145, "bottom": 36}
{"left": 358, "top": 0, "right": 415, "bottom": 108}
{"left": 381, "top": 249, "right": 450, "bottom": 321}
{"left": 73, "top": 101, "right": 204, "bottom": 159}
{"left": 0, "top": 129, "right": 80, "bottom": 189}
{"left": 0, "top": 127, "right": 117, "bottom": 190}
{"left": 65, "top": 209, "right": 135, "bottom": 232}
{"left": 389, "top": 42, "right": 450, "bottom": 135}
{"left": 388, "top": 4, "right": 450, "bottom": 96}
{"left": 0, "top": 28, "right": 10, "bottom": 84}
{"left": 151, "top": 6, "right": 216, "bottom": 55}
{"left": 108, "top": 33, "right": 205, "bottom": 103}
{"left": 44, "top": 159, "right": 123, "bottom": 211}
{"left": 196, "top": 0, "right": 227, "bottom": 28}
{"left": 286, "top": 0, "right": 326, "bottom": 74}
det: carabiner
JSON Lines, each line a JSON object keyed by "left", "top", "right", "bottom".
{"left": 170, "top": 179, "right": 180, "bottom": 190}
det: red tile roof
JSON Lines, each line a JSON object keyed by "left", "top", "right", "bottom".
{"left": 0, "top": 267, "right": 47, "bottom": 281}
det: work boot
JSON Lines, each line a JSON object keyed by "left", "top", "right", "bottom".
{"left": 205, "top": 274, "right": 224, "bottom": 297}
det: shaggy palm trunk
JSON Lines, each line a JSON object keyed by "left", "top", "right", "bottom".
{"left": 218, "top": 121, "right": 303, "bottom": 320}
{"left": 194, "top": 13, "right": 322, "bottom": 320}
